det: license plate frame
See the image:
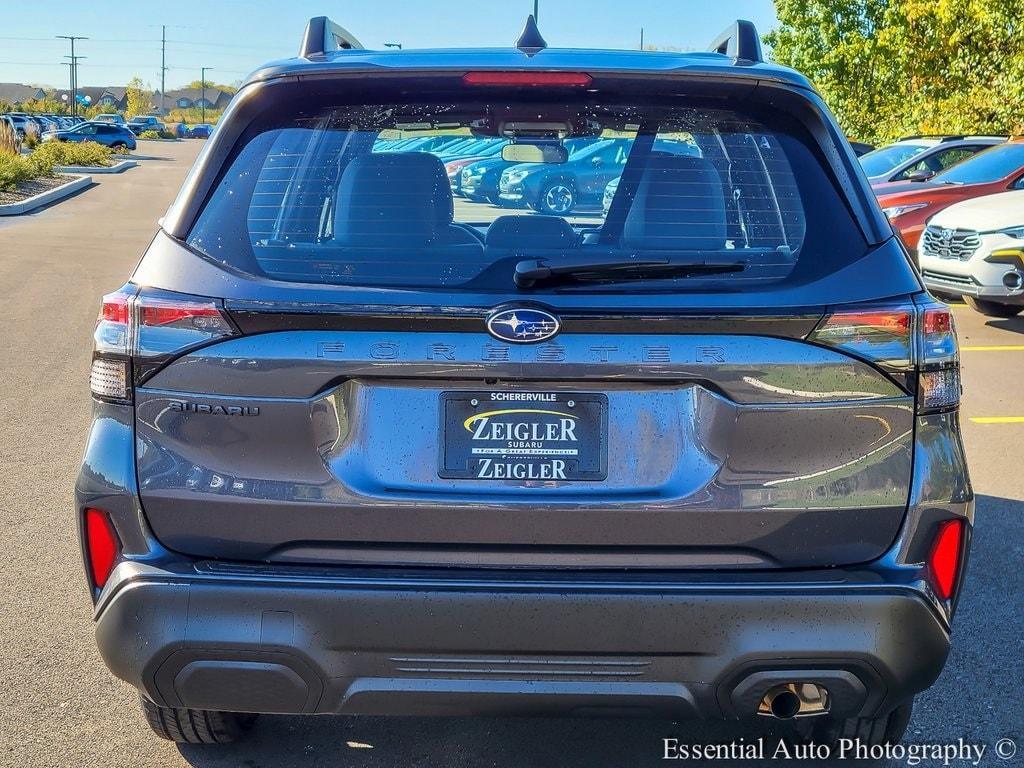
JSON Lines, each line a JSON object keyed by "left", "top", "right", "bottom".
{"left": 439, "top": 391, "right": 608, "bottom": 481}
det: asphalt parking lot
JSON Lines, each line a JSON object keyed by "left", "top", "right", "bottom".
{"left": 0, "top": 141, "right": 1021, "bottom": 767}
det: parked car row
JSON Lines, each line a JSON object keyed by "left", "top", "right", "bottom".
{"left": 1, "top": 112, "right": 86, "bottom": 139}
{"left": 860, "top": 135, "right": 1024, "bottom": 317}
{"left": 379, "top": 134, "right": 700, "bottom": 216}
{"left": 1, "top": 110, "right": 216, "bottom": 141}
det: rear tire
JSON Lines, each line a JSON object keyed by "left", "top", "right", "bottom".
{"left": 111, "top": 141, "right": 127, "bottom": 150}
{"left": 140, "top": 696, "right": 258, "bottom": 744}
{"left": 790, "top": 700, "right": 913, "bottom": 749}
{"left": 963, "top": 296, "right": 1023, "bottom": 317}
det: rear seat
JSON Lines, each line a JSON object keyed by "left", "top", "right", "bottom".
{"left": 334, "top": 152, "right": 483, "bottom": 253}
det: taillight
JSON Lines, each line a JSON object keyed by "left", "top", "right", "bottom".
{"left": 91, "top": 290, "right": 133, "bottom": 400}
{"left": 917, "top": 305, "right": 960, "bottom": 412}
{"left": 90, "top": 287, "right": 236, "bottom": 402}
{"left": 462, "top": 71, "right": 593, "bottom": 87}
{"left": 808, "top": 307, "right": 914, "bottom": 369}
{"left": 927, "top": 519, "right": 965, "bottom": 600}
{"left": 807, "top": 300, "right": 960, "bottom": 413}
{"left": 83, "top": 508, "right": 120, "bottom": 590}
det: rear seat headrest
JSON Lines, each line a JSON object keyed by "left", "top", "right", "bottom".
{"left": 621, "top": 154, "right": 727, "bottom": 251}
{"left": 334, "top": 152, "right": 453, "bottom": 246}
{"left": 485, "top": 215, "right": 579, "bottom": 250}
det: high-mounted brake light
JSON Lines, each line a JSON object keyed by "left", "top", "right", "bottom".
{"left": 83, "top": 508, "right": 121, "bottom": 590}
{"left": 927, "top": 519, "right": 965, "bottom": 601}
{"left": 462, "top": 71, "right": 592, "bottom": 87}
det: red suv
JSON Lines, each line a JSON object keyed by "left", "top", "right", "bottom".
{"left": 876, "top": 139, "right": 1024, "bottom": 255}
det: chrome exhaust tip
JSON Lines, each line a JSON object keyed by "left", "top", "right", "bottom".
{"left": 758, "top": 683, "right": 830, "bottom": 719}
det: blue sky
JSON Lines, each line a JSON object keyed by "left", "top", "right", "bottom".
{"left": 1, "top": 0, "right": 779, "bottom": 90}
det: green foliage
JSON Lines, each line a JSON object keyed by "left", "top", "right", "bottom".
{"left": 31, "top": 140, "right": 115, "bottom": 168}
{"left": 83, "top": 103, "right": 121, "bottom": 120}
{"left": 138, "top": 129, "right": 176, "bottom": 139}
{"left": 0, "top": 148, "right": 56, "bottom": 192}
{"left": 181, "top": 80, "right": 237, "bottom": 94}
{"left": 19, "top": 96, "right": 70, "bottom": 115}
{"left": 125, "top": 77, "right": 152, "bottom": 119}
{"left": 766, "top": 0, "right": 1024, "bottom": 144}
{"left": 165, "top": 106, "right": 223, "bottom": 125}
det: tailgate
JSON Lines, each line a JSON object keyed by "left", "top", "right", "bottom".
{"left": 135, "top": 329, "right": 913, "bottom": 568}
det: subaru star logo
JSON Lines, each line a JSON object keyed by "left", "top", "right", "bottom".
{"left": 486, "top": 307, "right": 560, "bottom": 344}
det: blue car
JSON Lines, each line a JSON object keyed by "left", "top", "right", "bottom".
{"left": 461, "top": 137, "right": 601, "bottom": 205}
{"left": 44, "top": 121, "right": 137, "bottom": 151}
{"left": 188, "top": 123, "right": 213, "bottom": 139}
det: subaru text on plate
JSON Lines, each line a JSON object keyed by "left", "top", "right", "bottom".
{"left": 77, "top": 15, "right": 972, "bottom": 748}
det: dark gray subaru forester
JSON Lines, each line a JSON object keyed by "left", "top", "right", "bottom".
{"left": 77, "top": 16, "right": 973, "bottom": 748}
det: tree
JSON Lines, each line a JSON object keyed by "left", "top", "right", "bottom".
{"left": 766, "top": 0, "right": 1024, "bottom": 143}
{"left": 183, "top": 80, "right": 237, "bottom": 95}
{"left": 125, "top": 77, "right": 152, "bottom": 118}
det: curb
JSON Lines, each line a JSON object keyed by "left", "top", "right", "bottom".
{"left": 0, "top": 174, "right": 93, "bottom": 216}
{"left": 137, "top": 137, "right": 181, "bottom": 143}
{"left": 55, "top": 159, "right": 138, "bottom": 174}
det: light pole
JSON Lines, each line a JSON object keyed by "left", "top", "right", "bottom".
{"left": 61, "top": 62, "right": 74, "bottom": 113}
{"left": 57, "top": 35, "right": 88, "bottom": 115}
{"left": 200, "top": 67, "right": 213, "bottom": 124}
{"left": 64, "top": 55, "right": 86, "bottom": 115}
{"left": 533, "top": 0, "right": 539, "bottom": 22}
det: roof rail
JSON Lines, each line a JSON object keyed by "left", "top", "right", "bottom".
{"left": 707, "top": 20, "right": 763, "bottom": 63}
{"left": 299, "top": 16, "right": 364, "bottom": 58}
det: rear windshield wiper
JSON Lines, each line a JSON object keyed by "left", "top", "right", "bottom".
{"left": 513, "top": 255, "right": 746, "bottom": 289}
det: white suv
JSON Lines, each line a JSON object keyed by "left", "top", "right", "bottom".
{"left": 918, "top": 189, "right": 1024, "bottom": 317}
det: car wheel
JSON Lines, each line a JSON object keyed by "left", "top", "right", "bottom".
{"left": 789, "top": 699, "right": 913, "bottom": 749}
{"left": 963, "top": 296, "right": 1023, "bottom": 317}
{"left": 532, "top": 181, "right": 576, "bottom": 215}
{"left": 139, "top": 695, "right": 258, "bottom": 744}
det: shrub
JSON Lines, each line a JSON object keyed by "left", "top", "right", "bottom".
{"left": 31, "top": 140, "right": 115, "bottom": 168}
{"left": 22, "top": 124, "right": 40, "bottom": 150}
{"left": 0, "top": 120, "right": 21, "bottom": 157}
{"left": 0, "top": 153, "right": 52, "bottom": 192}
{"left": 138, "top": 128, "right": 177, "bottom": 140}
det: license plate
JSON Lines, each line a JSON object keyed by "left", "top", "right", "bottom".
{"left": 440, "top": 391, "right": 607, "bottom": 481}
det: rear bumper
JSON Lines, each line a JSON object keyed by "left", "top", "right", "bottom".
{"left": 96, "top": 561, "right": 949, "bottom": 719}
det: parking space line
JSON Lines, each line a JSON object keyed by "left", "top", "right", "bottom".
{"left": 969, "top": 416, "right": 1024, "bottom": 424}
{"left": 960, "top": 345, "right": 1024, "bottom": 351}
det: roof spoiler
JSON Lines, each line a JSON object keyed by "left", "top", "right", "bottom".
{"left": 707, "top": 20, "right": 763, "bottom": 63}
{"left": 299, "top": 16, "right": 364, "bottom": 58}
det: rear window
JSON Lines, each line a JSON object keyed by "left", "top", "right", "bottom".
{"left": 186, "top": 92, "right": 864, "bottom": 292}
{"left": 859, "top": 143, "right": 930, "bottom": 177}
{"left": 932, "top": 143, "right": 1024, "bottom": 185}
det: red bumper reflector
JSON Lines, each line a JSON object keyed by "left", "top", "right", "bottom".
{"left": 928, "top": 519, "right": 964, "bottom": 600}
{"left": 462, "top": 71, "right": 592, "bottom": 87}
{"left": 84, "top": 508, "right": 120, "bottom": 589}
